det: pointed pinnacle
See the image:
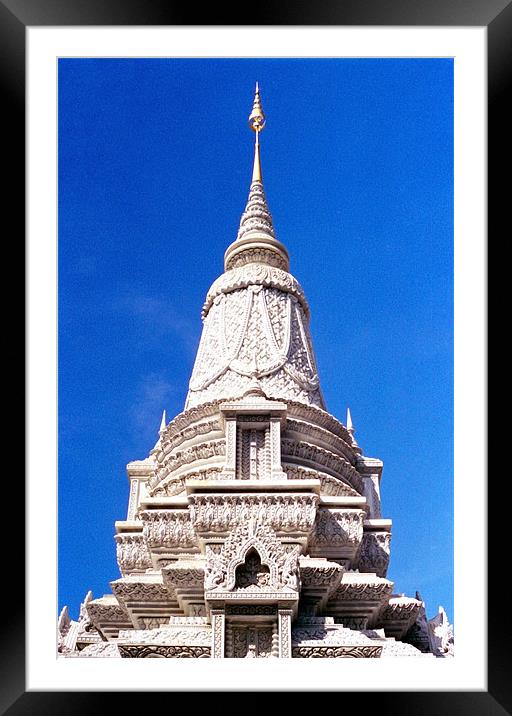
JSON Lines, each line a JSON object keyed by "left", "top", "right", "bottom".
{"left": 248, "top": 81, "right": 266, "bottom": 133}
{"left": 159, "top": 409, "right": 166, "bottom": 433}
{"left": 347, "top": 407, "right": 354, "bottom": 433}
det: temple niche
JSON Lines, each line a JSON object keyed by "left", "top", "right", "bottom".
{"left": 58, "top": 84, "right": 453, "bottom": 659}
{"left": 235, "top": 549, "right": 270, "bottom": 589}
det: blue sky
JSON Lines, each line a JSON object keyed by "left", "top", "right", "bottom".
{"left": 58, "top": 58, "right": 453, "bottom": 624}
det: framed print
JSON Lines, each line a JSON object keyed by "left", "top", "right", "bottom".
{"left": 6, "top": 0, "right": 499, "bottom": 711}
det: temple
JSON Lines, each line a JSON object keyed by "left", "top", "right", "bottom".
{"left": 58, "top": 84, "right": 453, "bottom": 659}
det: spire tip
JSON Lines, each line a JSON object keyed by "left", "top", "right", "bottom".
{"left": 248, "top": 83, "right": 266, "bottom": 133}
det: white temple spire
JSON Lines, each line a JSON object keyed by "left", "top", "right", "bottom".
{"left": 347, "top": 407, "right": 354, "bottom": 433}
{"left": 347, "top": 407, "right": 360, "bottom": 449}
{"left": 151, "top": 409, "right": 167, "bottom": 453}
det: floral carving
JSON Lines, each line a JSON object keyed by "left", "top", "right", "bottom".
{"left": 227, "top": 247, "right": 288, "bottom": 272}
{"left": 186, "top": 272, "right": 325, "bottom": 410}
{"left": 120, "top": 627, "right": 212, "bottom": 644}
{"left": 204, "top": 521, "right": 300, "bottom": 593}
{"left": 310, "top": 509, "right": 365, "bottom": 548}
{"left": 283, "top": 465, "right": 360, "bottom": 497}
{"left": 292, "top": 645, "right": 382, "bottom": 658}
{"left": 152, "top": 467, "right": 224, "bottom": 497}
{"left": 86, "top": 601, "right": 130, "bottom": 624}
{"left": 279, "top": 610, "right": 292, "bottom": 658}
{"left": 299, "top": 563, "right": 343, "bottom": 589}
{"left": 150, "top": 440, "right": 226, "bottom": 489}
{"left": 189, "top": 493, "right": 318, "bottom": 534}
{"left": 111, "top": 581, "right": 170, "bottom": 603}
{"left": 202, "top": 264, "right": 309, "bottom": 319}
{"left": 119, "top": 645, "right": 210, "bottom": 658}
{"left": 284, "top": 418, "right": 355, "bottom": 464}
{"left": 281, "top": 440, "right": 363, "bottom": 493}
{"left": 162, "top": 563, "right": 204, "bottom": 589}
{"left": 77, "top": 644, "right": 121, "bottom": 658}
{"left": 232, "top": 626, "right": 273, "bottom": 658}
{"left": 159, "top": 419, "right": 222, "bottom": 455}
{"left": 141, "top": 510, "right": 198, "bottom": 549}
{"left": 211, "top": 610, "right": 225, "bottom": 659}
{"left": 115, "top": 534, "right": 152, "bottom": 574}
{"left": 357, "top": 532, "right": 391, "bottom": 577}
{"left": 329, "top": 581, "right": 393, "bottom": 603}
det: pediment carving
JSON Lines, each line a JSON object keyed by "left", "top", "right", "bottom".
{"left": 204, "top": 520, "right": 300, "bottom": 594}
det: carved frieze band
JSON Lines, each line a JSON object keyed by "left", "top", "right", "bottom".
{"left": 119, "top": 626, "right": 212, "bottom": 644}
{"left": 158, "top": 418, "right": 222, "bottom": 457}
{"left": 292, "top": 645, "right": 382, "bottom": 658}
{"left": 156, "top": 398, "right": 354, "bottom": 459}
{"left": 149, "top": 440, "right": 226, "bottom": 491}
{"left": 285, "top": 418, "right": 355, "bottom": 464}
{"left": 281, "top": 440, "right": 363, "bottom": 493}
{"left": 299, "top": 564, "right": 343, "bottom": 590}
{"left": 151, "top": 467, "right": 224, "bottom": 497}
{"left": 202, "top": 264, "right": 310, "bottom": 319}
{"left": 189, "top": 493, "right": 318, "bottom": 534}
{"left": 380, "top": 601, "right": 422, "bottom": 623}
{"left": 115, "top": 533, "right": 152, "bottom": 574}
{"left": 119, "top": 644, "right": 211, "bottom": 658}
{"left": 86, "top": 602, "right": 130, "bottom": 625}
{"left": 162, "top": 565, "right": 204, "bottom": 590}
{"left": 141, "top": 510, "right": 198, "bottom": 549}
{"left": 328, "top": 581, "right": 393, "bottom": 603}
{"left": 283, "top": 464, "right": 360, "bottom": 497}
{"left": 226, "top": 247, "right": 288, "bottom": 272}
{"left": 111, "top": 581, "right": 170, "bottom": 603}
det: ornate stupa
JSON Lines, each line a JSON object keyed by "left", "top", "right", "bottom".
{"left": 58, "top": 84, "right": 453, "bottom": 659}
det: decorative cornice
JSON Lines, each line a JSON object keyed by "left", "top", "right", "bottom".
{"left": 202, "top": 264, "right": 309, "bottom": 319}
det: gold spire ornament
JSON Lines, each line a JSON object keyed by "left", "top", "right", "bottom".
{"left": 248, "top": 82, "right": 266, "bottom": 182}
{"left": 248, "top": 81, "right": 266, "bottom": 132}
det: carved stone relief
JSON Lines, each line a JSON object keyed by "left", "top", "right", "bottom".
{"left": 357, "top": 531, "right": 391, "bottom": 577}
{"left": 189, "top": 493, "right": 318, "bottom": 534}
{"left": 231, "top": 626, "right": 274, "bottom": 658}
{"left": 115, "top": 533, "right": 152, "bottom": 574}
{"left": 204, "top": 521, "right": 300, "bottom": 594}
{"left": 141, "top": 510, "right": 198, "bottom": 549}
{"left": 310, "top": 509, "right": 365, "bottom": 548}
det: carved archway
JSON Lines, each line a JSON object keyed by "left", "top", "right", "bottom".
{"left": 234, "top": 548, "right": 271, "bottom": 589}
{"left": 205, "top": 521, "right": 300, "bottom": 594}
{"left": 224, "top": 534, "right": 280, "bottom": 591}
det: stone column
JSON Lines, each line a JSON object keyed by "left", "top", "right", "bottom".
{"left": 127, "top": 478, "right": 149, "bottom": 520}
{"left": 271, "top": 620, "right": 279, "bottom": 658}
{"left": 224, "top": 621, "right": 234, "bottom": 658}
{"left": 222, "top": 416, "right": 237, "bottom": 479}
{"left": 278, "top": 609, "right": 293, "bottom": 658}
{"left": 211, "top": 609, "right": 225, "bottom": 658}
{"left": 270, "top": 417, "right": 287, "bottom": 480}
{"left": 126, "top": 460, "right": 153, "bottom": 520}
{"left": 357, "top": 457, "right": 383, "bottom": 519}
{"left": 127, "top": 479, "right": 140, "bottom": 520}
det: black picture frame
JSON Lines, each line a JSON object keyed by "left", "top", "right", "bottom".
{"left": 6, "top": 0, "right": 497, "bottom": 712}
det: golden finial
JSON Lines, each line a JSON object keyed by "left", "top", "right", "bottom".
{"left": 248, "top": 81, "right": 266, "bottom": 133}
{"left": 248, "top": 82, "right": 265, "bottom": 182}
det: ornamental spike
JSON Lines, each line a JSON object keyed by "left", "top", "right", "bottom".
{"left": 347, "top": 407, "right": 354, "bottom": 433}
